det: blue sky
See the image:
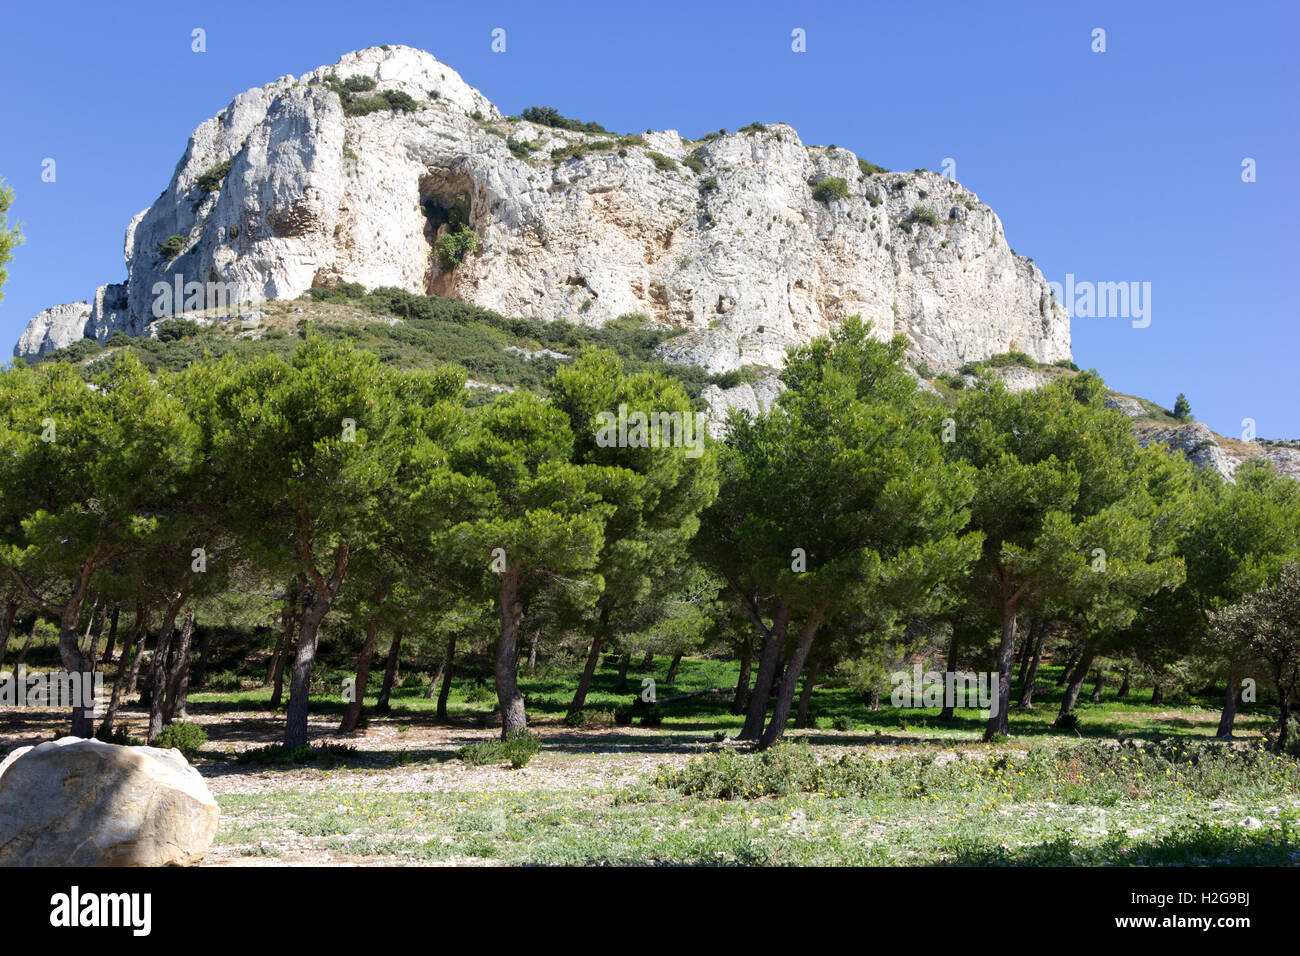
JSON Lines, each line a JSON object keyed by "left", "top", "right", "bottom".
{"left": 1, "top": 0, "right": 1295, "bottom": 436}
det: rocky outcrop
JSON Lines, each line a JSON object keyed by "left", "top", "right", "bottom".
{"left": 0, "top": 736, "right": 219, "bottom": 866}
{"left": 15, "top": 45, "right": 1070, "bottom": 376}
{"left": 1134, "top": 421, "right": 1238, "bottom": 481}
{"left": 701, "top": 376, "right": 785, "bottom": 439}
{"left": 15, "top": 301, "right": 91, "bottom": 358}
{"left": 1104, "top": 395, "right": 1146, "bottom": 418}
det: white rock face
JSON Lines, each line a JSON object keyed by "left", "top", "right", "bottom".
{"left": 700, "top": 376, "right": 786, "bottom": 439}
{"left": 1135, "top": 421, "right": 1238, "bottom": 481}
{"left": 15, "top": 44, "right": 1070, "bottom": 376}
{"left": 0, "top": 736, "right": 219, "bottom": 866}
{"left": 15, "top": 302, "right": 90, "bottom": 358}
{"left": 1104, "top": 395, "right": 1146, "bottom": 418}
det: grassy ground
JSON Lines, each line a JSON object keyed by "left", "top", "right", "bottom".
{"left": 2, "top": 655, "right": 1296, "bottom": 866}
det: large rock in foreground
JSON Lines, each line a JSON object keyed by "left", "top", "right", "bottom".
{"left": 0, "top": 737, "right": 219, "bottom": 867}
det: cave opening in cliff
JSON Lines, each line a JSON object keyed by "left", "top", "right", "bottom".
{"left": 418, "top": 171, "right": 475, "bottom": 295}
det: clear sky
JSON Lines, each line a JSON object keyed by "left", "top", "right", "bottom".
{"left": 1, "top": 0, "right": 1295, "bottom": 437}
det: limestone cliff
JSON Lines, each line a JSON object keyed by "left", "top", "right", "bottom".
{"left": 15, "top": 45, "right": 1070, "bottom": 376}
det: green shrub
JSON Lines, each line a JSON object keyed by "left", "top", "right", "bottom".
{"left": 104, "top": 331, "right": 132, "bottom": 348}
{"left": 1054, "top": 713, "right": 1081, "bottom": 731}
{"left": 656, "top": 739, "right": 1300, "bottom": 802}
{"left": 158, "top": 235, "right": 188, "bottom": 259}
{"left": 52, "top": 338, "right": 103, "bottom": 363}
{"left": 981, "top": 350, "right": 1038, "bottom": 369}
{"left": 156, "top": 318, "right": 201, "bottom": 342}
{"left": 236, "top": 743, "right": 356, "bottom": 766}
{"left": 203, "top": 670, "right": 245, "bottom": 691}
{"left": 520, "top": 106, "right": 609, "bottom": 135}
{"left": 565, "top": 708, "right": 616, "bottom": 728}
{"left": 385, "top": 90, "right": 418, "bottom": 112}
{"left": 95, "top": 725, "right": 143, "bottom": 746}
{"left": 638, "top": 706, "right": 663, "bottom": 727}
{"left": 909, "top": 204, "right": 939, "bottom": 227}
{"left": 456, "top": 732, "right": 541, "bottom": 769}
{"left": 645, "top": 151, "right": 676, "bottom": 171}
{"left": 196, "top": 159, "right": 233, "bottom": 194}
{"left": 435, "top": 224, "right": 480, "bottom": 269}
{"left": 739, "top": 121, "right": 766, "bottom": 133}
{"left": 345, "top": 94, "right": 392, "bottom": 117}
{"left": 464, "top": 682, "right": 495, "bottom": 703}
{"left": 682, "top": 151, "right": 705, "bottom": 174}
{"left": 812, "top": 177, "right": 849, "bottom": 204}
{"left": 858, "top": 158, "right": 887, "bottom": 177}
{"left": 151, "top": 721, "right": 208, "bottom": 758}
{"left": 341, "top": 75, "right": 377, "bottom": 93}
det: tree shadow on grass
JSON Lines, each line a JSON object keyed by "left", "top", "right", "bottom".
{"left": 935, "top": 824, "right": 1299, "bottom": 866}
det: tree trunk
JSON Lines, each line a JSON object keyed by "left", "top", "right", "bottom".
{"left": 101, "top": 604, "right": 121, "bottom": 664}
{"left": 1089, "top": 670, "right": 1105, "bottom": 703}
{"left": 0, "top": 594, "right": 18, "bottom": 673}
{"left": 867, "top": 689, "right": 881, "bottom": 710}
{"left": 58, "top": 610, "right": 95, "bottom": 739}
{"left": 795, "top": 654, "right": 821, "bottom": 729}
{"left": 613, "top": 652, "right": 631, "bottom": 693}
{"left": 425, "top": 659, "right": 445, "bottom": 699}
{"left": 569, "top": 606, "right": 610, "bottom": 714}
{"left": 16, "top": 615, "right": 40, "bottom": 667}
{"left": 938, "top": 630, "right": 963, "bottom": 721}
{"left": 339, "top": 618, "right": 381, "bottom": 733}
{"left": 666, "top": 653, "right": 683, "bottom": 684}
{"left": 1150, "top": 684, "right": 1164, "bottom": 706}
{"left": 126, "top": 623, "right": 148, "bottom": 697}
{"left": 83, "top": 599, "right": 107, "bottom": 673}
{"left": 1276, "top": 680, "right": 1291, "bottom": 753}
{"left": 283, "top": 593, "right": 331, "bottom": 749}
{"left": 1016, "top": 625, "right": 1034, "bottom": 687}
{"left": 376, "top": 630, "right": 403, "bottom": 713}
{"left": 494, "top": 570, "right": 527, "bottom": 738}
{"left": 527, "top": 631, "right": 539, "bottom": 673}
{"left": 435, "top": 631, "right": 457, "bottom": 721}
{"left": 266, "top": 627, "right": 287, "bottom": 687}
{"left": 1116, "top": 667, "right": 1131, "bottom": 700}
{"left": 1215, "top": 664, "right": 1242, "bottom": 739}
{"left": 270, "top": 579, "right": 303, "bottom": 708}
{"left": 99, "top": 602, "right": 148, "bottom": 738}
{"left": 984, "top": 595, "right": 1018, "bottom": 740}
{"left": 147, "top": 593, "right": 187, "bottom": 742}
{"left": 758, "top": 616, "right": 820, "bottom": 749}
{"left": 1057, "top": 642, "right": 1096, "bottom": 719}
{"left": 741, "top": 603, "right": 790, "bottom": 740}
{"left": 1018, "top": 622, "right": 1048, "bottom": 710}
{"left": 163, "top": 605, "right": 196, "bottom": 725}
{"left": 193, "top": 625, "right": 213, "bottom": 689}
{"left": 1056, "top": 649, "right": 1079, "bottom": 685}
{"left": 731, "top": 633, "right": 753, "bottom": 715}
{"left": 641, "top": 650, "right": 654, "bottom": 669}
